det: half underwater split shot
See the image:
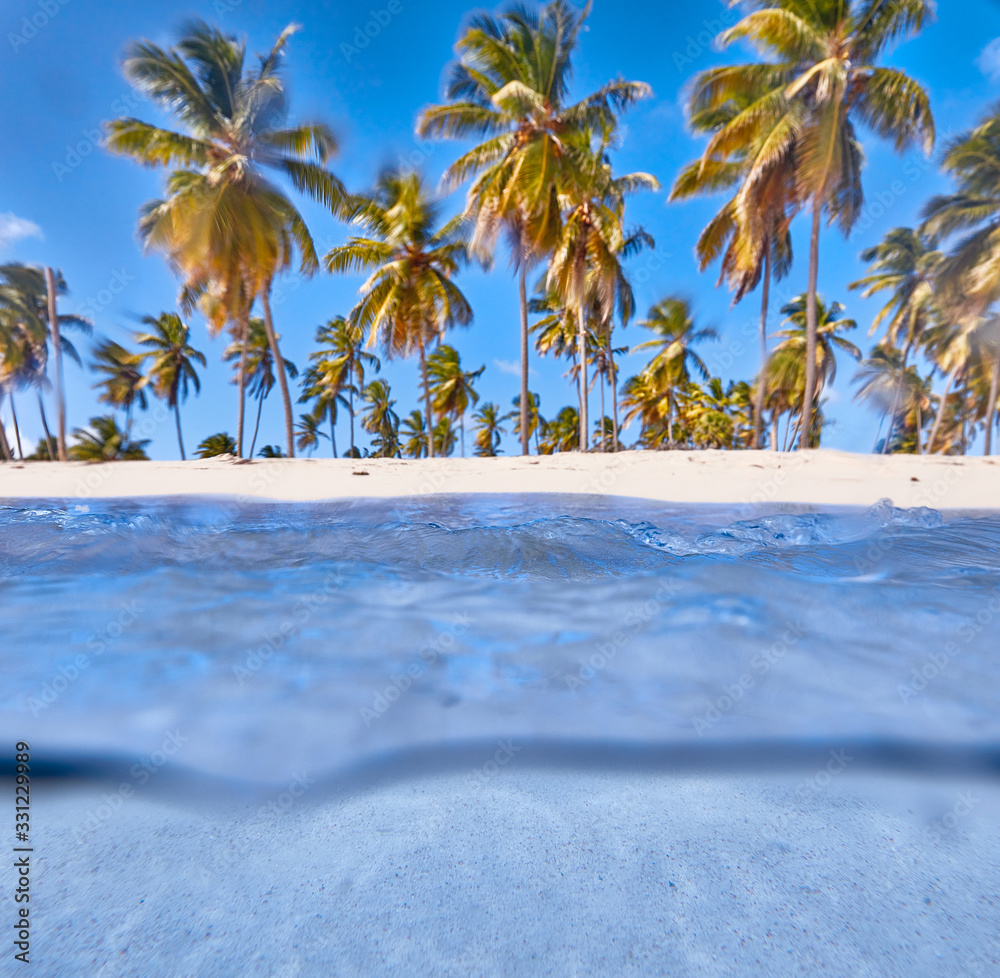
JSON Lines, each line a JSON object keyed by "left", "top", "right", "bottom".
{"left": 5, "top": 0, "right": 1000, "bottom": 972}
{"left": 2, "top": 494, "right": 999, "bottom": 975}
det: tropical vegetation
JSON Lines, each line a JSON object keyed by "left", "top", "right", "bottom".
{"left": 4, "top": 2, "right": 1000, "bottom": 461}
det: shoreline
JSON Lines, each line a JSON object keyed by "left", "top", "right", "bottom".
{"left": 0, "top": 448, "right": 997, "bottom": 508}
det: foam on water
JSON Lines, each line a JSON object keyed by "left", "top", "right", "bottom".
{"left": 3, "top": 495, "right": 1000, "bottom": 785}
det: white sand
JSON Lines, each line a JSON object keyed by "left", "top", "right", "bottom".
{"left": 1, "top": 448, "right": 997, "bottom": 508}
{"left": 30, "top": 768, "right": 1000, "bottom": 976}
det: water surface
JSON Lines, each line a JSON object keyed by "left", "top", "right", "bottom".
{"left": 3, "top": 494, "right": 998, "bottom": 785}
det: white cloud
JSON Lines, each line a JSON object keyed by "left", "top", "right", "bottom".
{"left": 0, "top": 213, "right": 43, "bottom": 250}
{"left": 3, "top": 422, "right": 20, "bottom": 458}
{"left": 976, "top": 37, "right": 1000, "bottom": 82}
{"left": 493, "top": 358, "right": 537, "bottom": 377}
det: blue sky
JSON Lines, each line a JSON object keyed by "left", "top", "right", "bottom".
{"left": 2, "top": 0, "right": 998, "bottom": 458}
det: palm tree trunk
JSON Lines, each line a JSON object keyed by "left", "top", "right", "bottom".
{"left": 882, "top": 338, "right": 916, "bottom": 455}
{"left": 881, "top": 395, "right": 901, "bottom": 455}
{"left": 926, "top": 365, "right": 959, "bottom": 455}
{"left": 250, "top": 390, "right": 265, "bottom": 459}
{"left": 873, "top": 411, "right": 887, "bottom": 453}
{"left": 915, "top": 402, "right": 922, "bottom": 455}
{"left": 985, "top": 354, "right": 1000, "bottom": 456}
{"left": 610, "top": 348, "right": 620, "bottom": 452}
{"left": 782, "top": 412, "right": 793, "bottom": 453}
{"left": 45, "top": 267, "right": 68, "bottom": 461}
{"left": 519, "top": 263, "right": 530, "bottom": 456}
{"left": 10, "top": 396, "right": 23, "bottom": 459}
{"left": 791, "top": 416, "right": 803, "bottom": 451}
{"left": 799, "top": 204, "right": 822, "bottom": 450}
{"left": 329, "top": 411, "right": 337, "bottom": 458}
{"left": 752, "top": 246, "right": 772, "bottom": 450}
{"left": 419, "top": 341, "right": 434, "bottom": 458}
{"left": 596, "top": 352, "right": 606, "bottom": 452}
{"left": 460, "top": 414, "right": 465, "bottom": 458}
{"left": 38, "top": 393, "right": 55, "bottom": 459}
{"left": 349, "top": 384, "right": 355, "bottom": 456}
{"left": 667, "top": 391, "right": 675, "bottom": 450}
{"left": 261, "top": 286, "right": 295, "bottom": 458}
{"left": 235, "top": 311, "right": 250, "bottom": 458}
{"left": 0, "top": 395, "right": 12, "bottom": 461}
{"left": 771, "top": 412, "right": 779, "bottom": 453}
{"left": 174, "top": 403, "right": 186, "bottom": 461}
{"left": 577, "top": 304, "right": 588, "bottom": 452}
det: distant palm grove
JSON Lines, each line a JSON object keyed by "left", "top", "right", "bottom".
{"left": 3, "top": 0, "right": 1000, "bottom": 463}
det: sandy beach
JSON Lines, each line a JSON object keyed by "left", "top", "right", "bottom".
{"left": 1, "top": 449, "right": 998, "bottom": 508}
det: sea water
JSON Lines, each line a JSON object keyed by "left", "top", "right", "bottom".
{"left": 1, "top": 495, "right": 998, "bottom": 976}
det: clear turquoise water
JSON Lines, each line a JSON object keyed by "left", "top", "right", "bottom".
{"left": 3, "top": 495, "right": 999, "bottom": 782}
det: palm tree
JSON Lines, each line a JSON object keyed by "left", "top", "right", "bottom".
{"left": 90, "top": 340, "right": 148, "bottom": 427}
{"left": 417, "top": 0, "right": 651, "bottom": 454}
{"left": 69, "top": 416, "right": 150, "bottom": 461}
{"left": 0, "top": 363, "right": 25, "bottom": 459}
{"left": 538, "top": 406, "right": 580, "bottom": 454}
{"left": 400, "top": 411, "right": 457, "bottom": 459}
{"left": 1, "top": 315, "right": 82, "bottom": 460}
{"left": 257, "top": 445, "right": 286, "bottom": 458}
{"left": 921, "top": 106, "right": 1000, "bottom": 454}
{"left": 45, "top": 268, "right": 67, "bottom": 460}
{"left": 672, "top": 87, "right": 797, "bottom": 450}
{"left": 294, "top": 411, "right": 328, "bottom": 456}
{"left": 472, "top": 402, "right": 505, "bottom": 456}
{"left": 924, "top": 321, "right": 973, "bottom": 455}
{"left": 0, "top": 355, "right": 22, "bottom": 460}
{"left": 630, "top": 298, "right": 716, "bottom": 448}
{"left": 892, "top": 363, "right": 936, "bottom": 454}
{"left": 195, "top": 432, "right": 237, "bottom": 458}
{"left": 106, "top": 20, "right": 350, "bottom": 457}
{"left": 0, "top": 401, "right": 12, "bottom": 461}
{"left": 968, "top": 315, "right": 1000, "bottom": 454}
{"left": 848, "top": 227, "right": 943, "bottom": 453}
{"left": 135, "top": 312, "right": 205, "bottom": 460}
{"left": 507, "top": 392, "right": 545, "bottom": 453}
{"left": 530, "top": 290, "right": 594, "bottom": 409}
{"left": 0, "top": 263, "right": 90, "bottom": 461}
{"left": 400, "top": 410, "right": 431, "bottom": 459}
{"left": 305, "top": 317, "right": 380, "bottom": 455}
{"left": 427, "top": 344, "right": 484, "bottom": 456}
{"left": 590, "top": 325, "right": 630, "bottom": 453}
{"left": 223, "top": 318, "right": 298, "bottom": 459}
{"left": 696, "top": 0, "right": 935, "bottom": 442}
{"left": 620, "top": 372, "right": 670, "bottom": 448}
{"left": 325, "top": 170, "right": 472, "bottom": 458}
{"left": 546, "top": 124, "right": 658, "bottom": 450}
{"left": 208, "top": 283, "right": 255, "bottom": 456}
{"left": 591, "top": 415, "right": 614, "bottom": 450}
{"left": 433, "top": 417, "right": 458, "bottom": 457}
{"left": 768, "top": 295, "right": 862, "bottom": 447}
{"left": 854, "top": 344, "right": 933, "bottom": 452}
{"left": 531, "top": 284, "right": 636, "bottom": 453}
{"left": 299, "top": 365, "right": 349, "bottom": 458}
{"left": 360, "top": 379, "right": 400, "bottom": 458}
{"left": 728, "top": 379, "right": 755, "bottom": 449}
{"left": 681, "top": 377, "right": 746, "bottom": 450}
